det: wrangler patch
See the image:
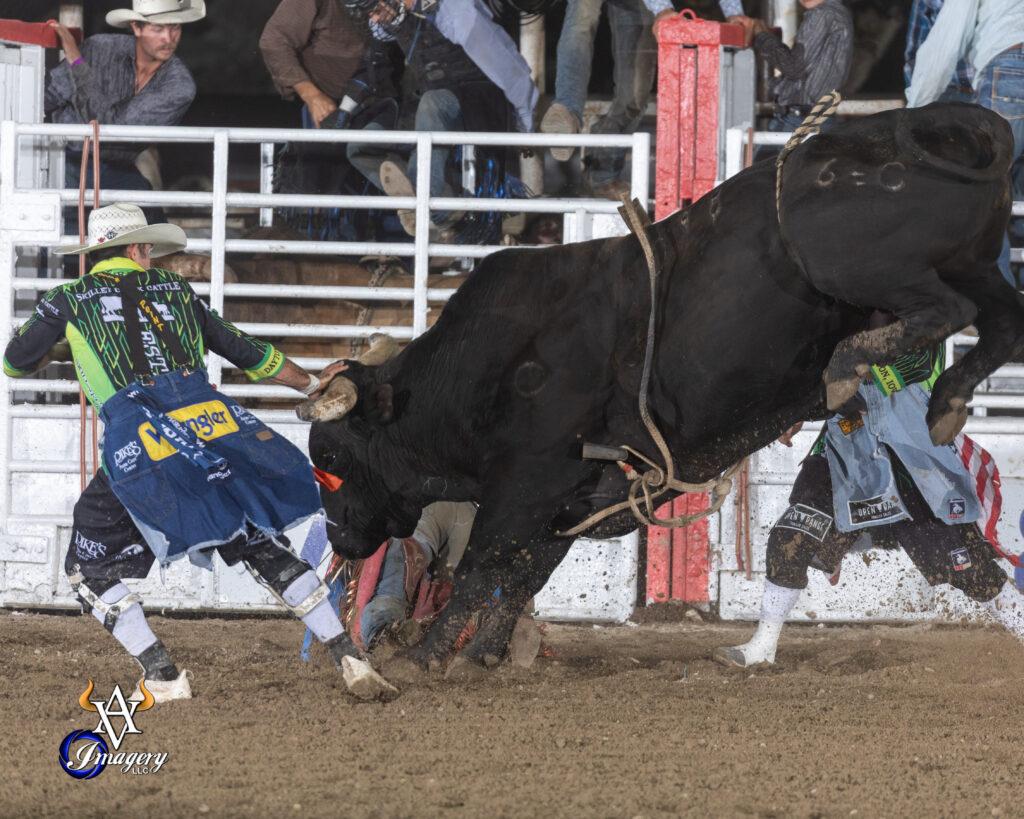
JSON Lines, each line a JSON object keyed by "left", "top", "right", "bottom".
{"left": 838, "top": 417, "right": 864, "bottom": 436}
{"left": 848, "top": 494, "right": 904, "bottom": 526}
{"left": 138, "top": 400, "right": 239, "bottom": 462}
{"left": 776, "top": 503, "right": 833, "bottom": 542}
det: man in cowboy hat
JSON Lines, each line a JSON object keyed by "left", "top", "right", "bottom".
{"left": 3, "top": 203, "right": 395, "bottom": 702}
{"left": 46, "top": 2, "right": 206, "bottom": 215}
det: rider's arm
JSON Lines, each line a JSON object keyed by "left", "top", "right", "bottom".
{"left": 3, "top": 288, "right": 70, "bottom": 377}
{"left": 191, "top": 290, "right": 343, "bottom": 396}
{"left": 433, "top": 0, "right": 539, "bottom": 131}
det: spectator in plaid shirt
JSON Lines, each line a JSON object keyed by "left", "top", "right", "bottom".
{"left": 903, "top": 0, "right": 975, "bottom": 102}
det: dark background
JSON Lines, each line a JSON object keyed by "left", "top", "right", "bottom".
{"left": 1, "top": 0, "right": 911, "bottom": 187}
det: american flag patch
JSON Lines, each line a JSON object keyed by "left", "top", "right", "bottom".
{"left": 954, "top": 434, "right": 1018, "bottom": 566}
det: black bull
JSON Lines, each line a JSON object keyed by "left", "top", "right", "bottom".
{"left": 306, "top": 102, "right": 1024, "bottom": 669}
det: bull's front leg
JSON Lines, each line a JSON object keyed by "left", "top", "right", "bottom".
{"left": 927, "top": 269, "right": 1024, "bottom": 443}
{"left": 381, "top": 533, "right": 526, "bottom": 681}
{"left": 823, "top": 275, "right": 977, "bottom": 410}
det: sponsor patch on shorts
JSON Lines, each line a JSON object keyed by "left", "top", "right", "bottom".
{"left": 848, "top": 494, "right": 904, "bottom": 526}
{"left": 137, "top": 399, "right": 239, "bottom": 462}
{"left": 776, "top": 503, "right": 833, "bottom": 542}
{"left": 950, "top": 547, "right": 973, "bottom": 572}
{"left": 837, "top": 417, "right": 864, "bottom": 436}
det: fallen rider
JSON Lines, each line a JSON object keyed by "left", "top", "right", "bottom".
{"left": 4, "top": 204, "right": 394, "bottom": 701}
{"left": 716, "top": 335, "right": 1024, "bottom": 668}
{"left": 302, "top": 502, "right": 477, "bottom": 651}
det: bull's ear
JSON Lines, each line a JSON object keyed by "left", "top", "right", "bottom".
{"left": 367, "top": 383, "right": 394, "bottom": 424}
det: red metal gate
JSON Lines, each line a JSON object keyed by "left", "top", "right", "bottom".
{"left": 647, "top": 13, "right": 745, "bottom": 605}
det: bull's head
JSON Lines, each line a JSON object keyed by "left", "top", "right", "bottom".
{"left": 299, "top": 334, "right": 423, "bottom": 558}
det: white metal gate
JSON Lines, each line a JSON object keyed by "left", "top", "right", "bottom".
{"left": 0, "top": 120, "right": 650, "bottom": 616}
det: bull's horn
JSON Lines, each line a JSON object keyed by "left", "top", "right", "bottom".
{"left": 79, "top": 680, "right": 98, "bottom": 712}
{"left": 358, "top": 333, "right": 400, "bottom": 366}
{"left": 133, "top": 680, "right": 156, "bottom": 712}
{"left": 296, "top": 375, "right": 360, "bottom": 422}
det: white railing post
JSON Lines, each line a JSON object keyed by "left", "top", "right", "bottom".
{"left": 209, "top": 130, "right": 229, "bottom": 386}
{"left": 413, "top": 134, "right": 431, "bottom": 337}
{"left": 724, "top": 126, "right": 746, "bottom": 180}
{"left": 0, "top": 120, "right": 17, "bottom": 529}
{"left": 629, "top": 131, "right": 651, "bottom": 207}
{"left": 259, "top": 141, "right": 274, "bottom": 228}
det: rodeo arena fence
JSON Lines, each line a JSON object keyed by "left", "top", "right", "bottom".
{"left": 1, "top": 16, "right": 1022, "bottom": 625}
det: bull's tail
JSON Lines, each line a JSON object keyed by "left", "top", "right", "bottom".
{"left": 774, "top": 90, "right": 843, "bottom": 221}
{"left": 894, "top": 103, "right": 1014, "bottom": 183}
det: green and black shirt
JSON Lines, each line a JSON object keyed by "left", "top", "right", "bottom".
{"left": 3, "top": 258, "right": 284, "bottom": 409}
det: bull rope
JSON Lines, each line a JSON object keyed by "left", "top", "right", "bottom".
{"left": 774, "top": 90, "right": 842, "bottom": 219}
{"left": 556, "top": 198, "right": 744, "bottom": 538}
{"left": 77, "top": 120, "right": 102, "bottom": 491}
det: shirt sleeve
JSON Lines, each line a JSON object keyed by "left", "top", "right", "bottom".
{"left": 753, "top": 31, "right": 807, "bottom": 80}
{"left": 433, "top": 0, "right": 540, "bottom": 131}
{"left": 800, "top": 13, "right": 854, "bottom": 96}
{"left": 905, "top": 0, "right": 977, "bottom": 107}
{"left": 3, "top": 288, "right": 69, "bottom": 377}
{"left": 259, "top": 0, "right": 319, "bottom": 100}
{"left": 194, "top": 297, "right": 285, "bottom": 382}
{"left": 45, "top": 59, "right": 75, "bottom": 116}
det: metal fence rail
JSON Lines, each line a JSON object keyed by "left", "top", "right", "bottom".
{"left": 0, "top": 119, "right": 652, "bottom": 534}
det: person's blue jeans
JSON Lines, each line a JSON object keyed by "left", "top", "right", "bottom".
{"left": 360, "top": 538, "right": 419, "bottom": 646}
{"left": 348, "top": 89, "right": 462, "bottom": 225}
{"left": 585, "top": 0, "right": 656, "bottom": 188}
{"left": 752, "top": 112, "right": 809, "bottom": 162}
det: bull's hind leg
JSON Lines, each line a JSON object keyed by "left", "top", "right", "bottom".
{"left": 823, "top": 272, "right": 976, "bottom": 410}
{"left": 928, "top": 268, "right": 1024, "bottom": 443}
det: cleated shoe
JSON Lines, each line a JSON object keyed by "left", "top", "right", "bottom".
{"left": 541, "top": 102, "right": 581, "bottom": 162}
{"left": 132, "top": 669, "right": 192, "bottom": 704}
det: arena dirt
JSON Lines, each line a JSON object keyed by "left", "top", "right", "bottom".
{"left": 3, "top": 610, "right": 1021, "bottom": 818}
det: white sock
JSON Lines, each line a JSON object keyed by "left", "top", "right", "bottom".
{"left": 283, "top": 570, "right": 344, "bottom": 643}
{"left": 983, "top": 583, "right": 1024, "bottom": 643}
{"left": 91, "top": 583, "right": 159, "bottom": 657}
{"left": 739, "top": 581, "right": 802, "bottom": 663}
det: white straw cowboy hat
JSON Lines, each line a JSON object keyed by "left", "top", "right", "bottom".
{"left": 106, "top": 0, "right": 207, "bottom": 28}
{"left": 56, "top": 203, "right": 187, "bottom": 258}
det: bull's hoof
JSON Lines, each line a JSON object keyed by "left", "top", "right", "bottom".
{"left": 508, "top": 616, "right": 543, "bottom": 669}
{"left": 341, "top": 657, "right": 399, "bottom": 701}
{"left": 824, "top": 363, "right": 870, "bottom": 412}
{"left": 381, "top": 655, "right": 430, "bottom": 685}
{"left": 444, "top": 655, "right": 490, "bottom": 682}
{"left": 928, "top": 396, "right": 968, "bottom": 445}
{"left": 825, "top": 376, "right": 862, "bottom": 412}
